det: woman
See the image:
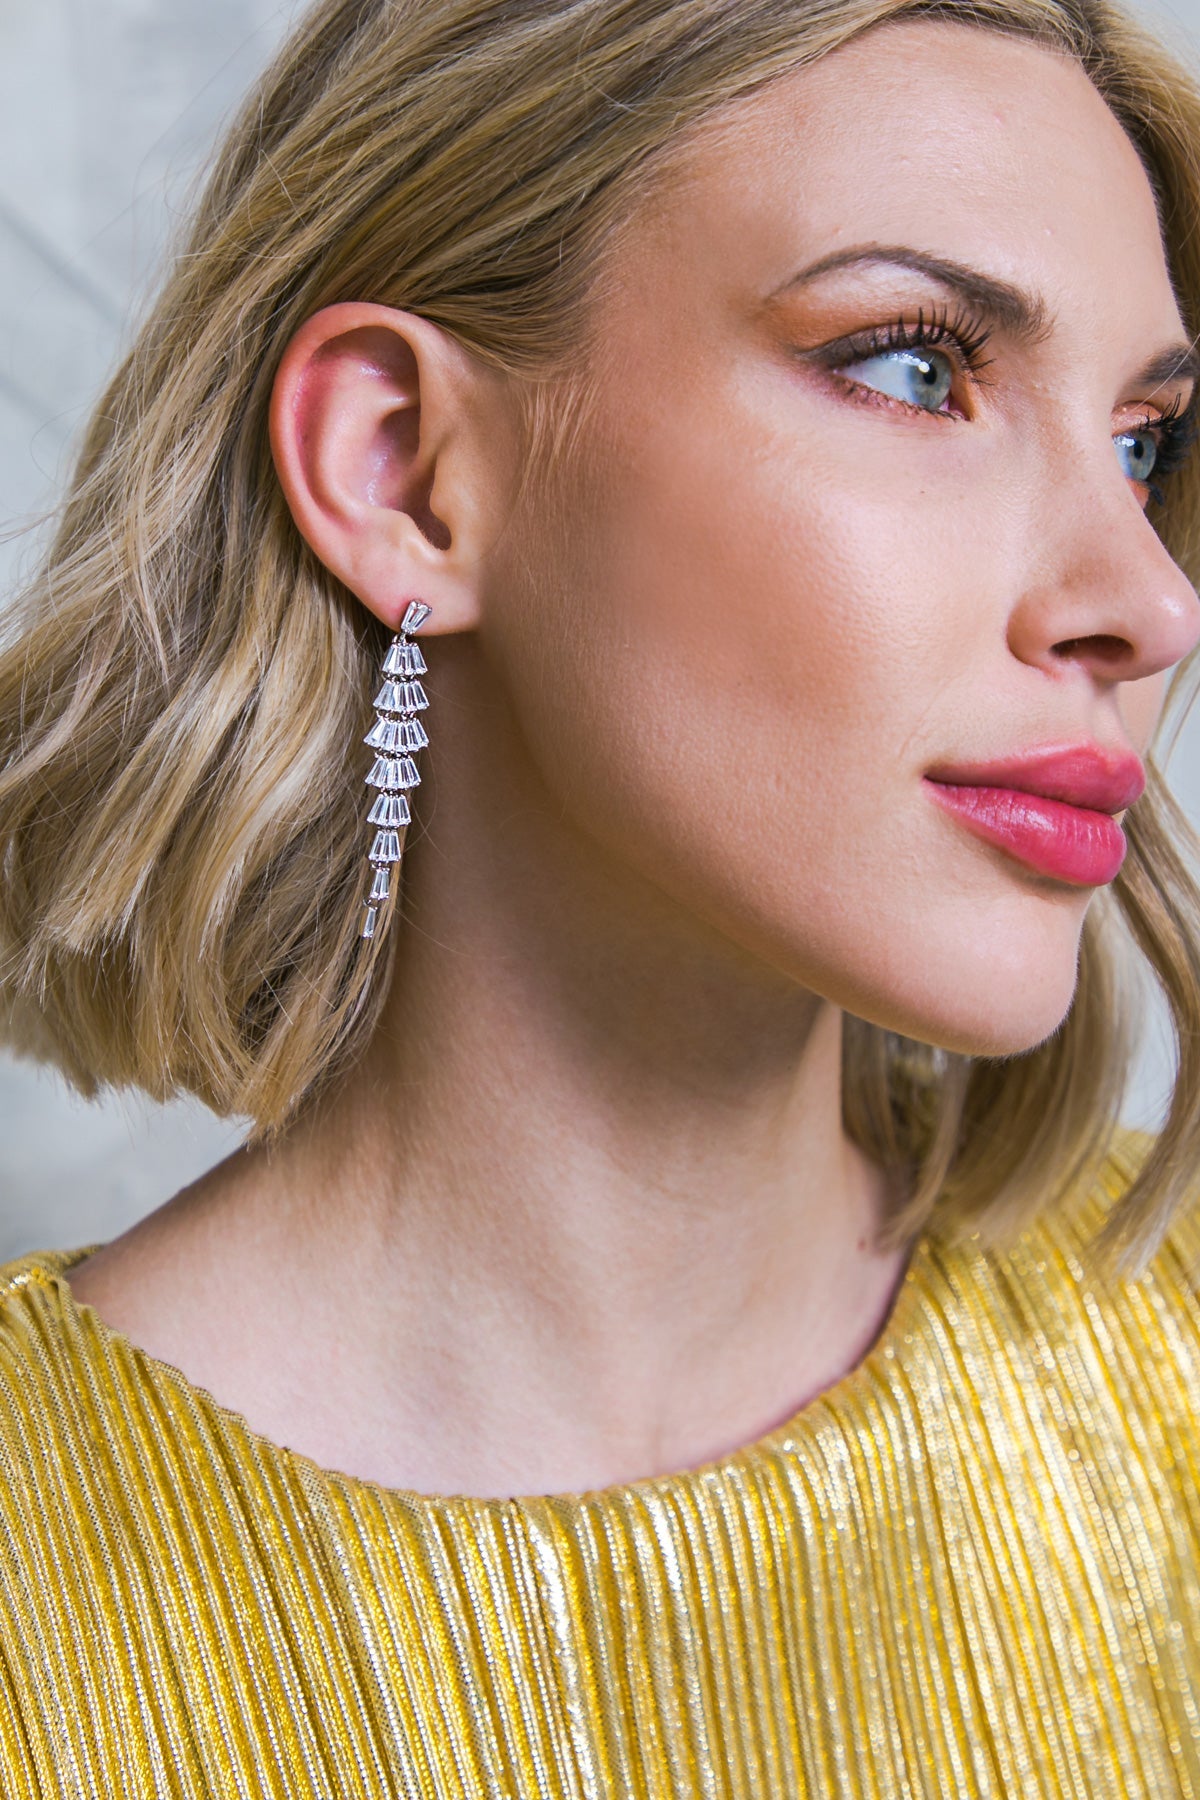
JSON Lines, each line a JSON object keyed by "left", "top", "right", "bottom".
{"left": 1, "top": 0, "right": 1199, "bottom": 1790}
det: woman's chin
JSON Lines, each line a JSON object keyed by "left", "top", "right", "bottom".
{"left": 921, "top": 1000, "right": 1075, "bottom": 1062}
{"left": 831, "top": 932, "right": 1084, "bottom": 1061}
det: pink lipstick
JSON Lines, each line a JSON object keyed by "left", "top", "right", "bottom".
{"left": 924, "top": 744, "right": 1145, "bottom": 886}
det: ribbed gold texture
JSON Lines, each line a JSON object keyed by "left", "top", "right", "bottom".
{"left": 1, "top": 1130, "right": 1198, "bottom": 1796}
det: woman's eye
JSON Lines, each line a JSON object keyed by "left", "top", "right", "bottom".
{"left": 835, "top": 346, "right": 954, "bottom": 413}
{"left": 1114, "top": 428, "right": 1158, "bottom": 484}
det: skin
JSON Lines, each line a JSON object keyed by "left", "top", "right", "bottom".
{"left": 70, "top": 21, "right": 1200, "bottom": 1498}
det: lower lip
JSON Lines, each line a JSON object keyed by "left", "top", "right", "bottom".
{"left": 925, "top": 781, "right": 1127, "bottom": 885}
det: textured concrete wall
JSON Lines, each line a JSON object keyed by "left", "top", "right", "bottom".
{"left": 2, "top": 0, "right": 1200, "bottom": 1260}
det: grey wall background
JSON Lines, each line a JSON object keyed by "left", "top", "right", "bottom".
{"left": 0, "top": 0, "right": 295, "bottom": 1260}
{"left": 3, "top": 0, "right": 1200, "bottom": 1261}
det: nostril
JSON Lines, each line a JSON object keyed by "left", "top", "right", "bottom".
{"left": 1053, "top": 634, "right": 1130, "bottom": 665}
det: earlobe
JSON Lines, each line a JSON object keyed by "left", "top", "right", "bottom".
{"left": 268, "top": 301, "right": 491, "bottom": 634}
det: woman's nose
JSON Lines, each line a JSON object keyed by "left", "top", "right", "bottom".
{"left": 1005, "top": 465, "right": 1200, "bottom": 687}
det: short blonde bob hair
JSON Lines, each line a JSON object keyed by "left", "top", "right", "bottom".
{"left": 2, "top": 0, "right": 1200, "bottom": 1267}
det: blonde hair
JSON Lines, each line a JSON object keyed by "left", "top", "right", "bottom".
{"left": 2, "top": 0, "right": 1199, "bottom": 1267}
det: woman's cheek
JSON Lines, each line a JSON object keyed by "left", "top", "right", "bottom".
{"left": 511, "top": 345, "right": 996, "bottom": 890}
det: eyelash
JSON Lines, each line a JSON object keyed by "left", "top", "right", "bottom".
{"left": 811, "top": 310, "right": 1200, "bottom": 502}
{"left": 1138, "top": 392, "right": 1199, "bottom": 507}
{"left": 815, "top": 304, "right": 996, "bottom": 402}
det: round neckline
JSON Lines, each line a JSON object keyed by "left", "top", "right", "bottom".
{"left": 32, "top": 1233, "right": 937, "bottom": 1511}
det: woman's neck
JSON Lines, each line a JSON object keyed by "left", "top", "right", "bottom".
{"left": 68, "top": 659, "right": 910, "bottom": 1497}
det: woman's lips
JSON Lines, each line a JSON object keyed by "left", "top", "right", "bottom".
{"left": 924, "top": 781, "right": 1128, "bottom": 885}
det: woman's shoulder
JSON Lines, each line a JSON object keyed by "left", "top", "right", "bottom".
{"left": 0, "top": 1245, "right": 115, "bottom": 1514}
{"left": 939, "top": 1124, "right": 1200, "bottom": 1447}
{"left": 0, "top": 1242, "right": 96, "bottom": 1346}
{"left": 965, "top": 1122, "right": 1200, "bottom": 1301}
{"left": 1097, "top": 1127, "right": 1200, "bottom": 1418}
{"left": 1048, "top": 1122, "right": 1200, "bottom": 1300}
{"left": 0, "top": 1243, "right": 91, "bottom": 1361}
{"left": 0, "top": 1246, "right": 113, "bottom": 1714}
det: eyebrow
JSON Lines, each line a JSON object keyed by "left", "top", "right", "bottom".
{"left": 768, "top": 243, "right": 1200, "bottom": 390}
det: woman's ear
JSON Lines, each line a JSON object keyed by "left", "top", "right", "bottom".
{"left": 269, "top": 301, "right": 515, "bottom": 635}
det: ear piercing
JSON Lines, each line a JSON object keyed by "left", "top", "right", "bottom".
{"left": 360, "top": 599, "right": 431, "bottom": 940}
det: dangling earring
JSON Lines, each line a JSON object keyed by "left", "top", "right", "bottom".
{"left": 360, "top": 599, "right": 431, "bottom": 940}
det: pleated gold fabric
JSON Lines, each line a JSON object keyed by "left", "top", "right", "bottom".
{"left": 2, "top": 1129, "right": 1200, "bottom": 1797}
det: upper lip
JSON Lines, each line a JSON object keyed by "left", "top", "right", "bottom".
{"left": 925, "top": 743, "right": 1146, "bottom": 814}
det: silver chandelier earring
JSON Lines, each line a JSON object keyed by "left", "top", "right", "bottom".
{"left": 360, "top": 598, "right": 432, "bottom": 940}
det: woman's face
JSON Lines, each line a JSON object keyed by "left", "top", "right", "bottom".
{"left": 487, "top": 19, "right": 1200, "bottom": 1055}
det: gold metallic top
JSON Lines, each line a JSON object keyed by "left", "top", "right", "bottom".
{"left": 1, "top": 1129, "right": 1199, "bottom": 1797}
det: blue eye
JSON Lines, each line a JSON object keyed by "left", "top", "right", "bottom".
{"left": 1114, "top": 429, "right": 1158, "bottom": 484}
{"left": 837, "top": 347, "right": 954, "bottom": 412}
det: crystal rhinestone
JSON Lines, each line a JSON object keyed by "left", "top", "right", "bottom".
{"left": 387, "top": 679, "right": 428, "bottom": 713}
{"left": 365, "top": 756, "right": 398, "bottom": 790}
{"left": 382, "top": 640, "right": 427, "bottom": 678}
{"left": 401, "top": 600, "right": 432, "bottom": 635}
{"left": 370, "top": 829, "right": 403, "bottom": 864}
{"left": 364, "top": 717, "right": 410, "bottom": 754}
{"left": 392, "top": 716, "right": 427, "bottom": 752}
{"left": 369, "top": 867, "right": 392, "bottom": 902}
{"left": 366, "top": 755, "right": 422, "bottom": 791}
{"left": 362, "top": 906, "right": 378, "bottom": 941}
{"left": 367, "top": 792, "right": 412, "bottom": 827}
{"left": 373, "top": 680, "right": 434, "bottom": 722}
{"left": 372, "top": 681, "right": 404, "bottom": 714}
